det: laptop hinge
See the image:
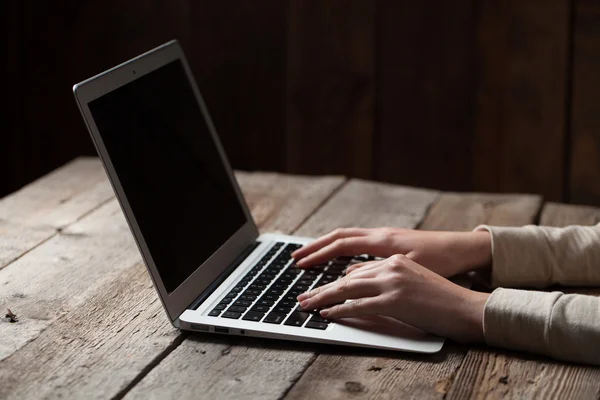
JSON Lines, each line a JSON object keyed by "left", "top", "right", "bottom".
{"left": 188, "top": 240, "right": 261, "bottom": 311}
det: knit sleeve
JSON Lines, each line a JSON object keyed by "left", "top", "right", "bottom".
{"left": 474, "top": 224, "right": 600, "bottom": 288}
{"left": 484, "top": 288, "right": 600, "bottom": 365}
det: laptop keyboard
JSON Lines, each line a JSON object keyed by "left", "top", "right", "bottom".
{"left": 207, "top": 242, "right": 372, "bottom": 330}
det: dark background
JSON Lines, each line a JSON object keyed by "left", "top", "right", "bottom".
{"left": 3, "top": 1, "right": 600, "bottom": 205}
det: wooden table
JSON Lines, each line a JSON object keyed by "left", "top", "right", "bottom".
{"left": 1, "top": 158, "right": 600, "bottom": 399}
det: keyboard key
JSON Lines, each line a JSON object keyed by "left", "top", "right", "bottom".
{"left": 220, "top": 297, "right": 234, "bottom": 304}
{"left": 264, "top": 312, "right": 287, "bottom": 324}
{"left": 242, "top": 311, "right": 265, "bottom": 322}
{"left": 213, "top": 303, "right": 227, "bottom": 310}
{"left": 284, "top": 311, "right": 310, "bottom": 327}
{"left": 208, "top": 309, "right": 221, "bottom": 317}
{"left": 222, "top": 311, "right": 242, "bottom": 319}
{"left": 297, "top": 278, "right": 316, "bottom": 286}
{"left": 233, "top": 300, "right": 252, "bottom": 307}
{"left": 257, "top": 299, "right": 275, "bottom": 307}
{"left": 250, "top": 283, "right": 266, "bottom": 290}
{"left": 285, "top": 268, "right": 302, "bottom": 275}
{"left": 244, "top": 289, "right": 262, "bottom": 296}
{"left": 310, "top": 314, "right": 330, "bottom": 323}
{"left": 311, "top": 264, "right": 328, "bottom": 272}
{"left": 228, "top": 306, "right": 247, "bottom": 313}
{"left": 279, "top": 300, "right": 297, "bottom": 308}
{"left": 274, "top": 306, "right": 292, "bottom": 314}
{"left": 305, "top": 321, "right": 328, "bottom": 330}
{"left": 262, "top": 294, "right": 278, "bottom": 301}
{"left": 326, "top": 267, "right": 345, "bottom": 275}
{"left": 251, "top": 305, "right": 271, "bottom": 312}
{"left": 239, "top": 294, "right": 257, "bottom": 301}
{"left": 271, "top": 283, "right": 288, "bottom": 291}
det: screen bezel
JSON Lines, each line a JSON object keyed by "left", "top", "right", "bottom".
{"left": 73, "top": 40, "right": 259, "bottom": 323}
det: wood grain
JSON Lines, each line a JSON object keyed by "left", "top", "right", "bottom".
{"left": 541, "top": 202, "right": 600, "bottom": 227}
{"left": 284, "top": 191, "right": 542, "bottom": 400}
{"left": 295, "top": 179, "right": 439, "bottom": 237}
{"left": 286, "top": 0, "right": 375, "bottom": 178}
{"left": 0, "top": 171, "right": 343, "bottom": 399}
{"left": 124, "top": 180, "right": 439, "bottom": 399}
{"left": 473, "top": 0, "right": 570, "bottom": 201}
{"left": 376, "top": 0, "right": 476, "bottom": 191}
{"left": 569, "top": 0, "right": 600, "bottom": 205}
{"left": 0, "top": 158, "right": 114, "bottom": 270}
{"left": 446, "top": 201, "right": 600, "bottom": 399}
{"left": 419, "top": 193, "right": 542, "bottom": 231}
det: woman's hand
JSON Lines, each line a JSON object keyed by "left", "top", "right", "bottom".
{"left": 297, "top": 254, "right": 489, "bottom": 342}
{"left": 293, "top": 227, "right": 492, "bottom": 278}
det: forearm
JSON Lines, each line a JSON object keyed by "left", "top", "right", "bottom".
{"left": 484, "top": 288, "right": 600, "bottom": 365}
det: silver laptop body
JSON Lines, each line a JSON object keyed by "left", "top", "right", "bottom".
{"left": 73, "top": 40, "right": 444, "bottom": 353}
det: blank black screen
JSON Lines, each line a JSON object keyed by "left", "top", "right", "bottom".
{"left": 89, "top": 60, "right": 247, "bottom": 293}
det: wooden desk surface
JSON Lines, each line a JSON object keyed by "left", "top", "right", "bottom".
{"left": 1, "top": 158, "right": 599, "bottom": 399}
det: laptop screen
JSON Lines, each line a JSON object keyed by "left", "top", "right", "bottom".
{"left": 88, "top": 60, "right": 247, "bottom": 293}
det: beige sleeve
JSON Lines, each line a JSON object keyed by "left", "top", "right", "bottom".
{"left": 475, "top": 223, "right": 600, "bottom": 288}
{"left": 484, "top": 288, "right": 600, "bottom": 365}
{"left": 475, "top": 223, "right": 600, "bottom": 364}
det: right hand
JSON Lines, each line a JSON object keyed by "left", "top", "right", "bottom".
{"left": 292, "top": 227, "right": 492, "bottom": 278}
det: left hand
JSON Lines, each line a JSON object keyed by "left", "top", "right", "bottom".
{"left": 297, "top": 254, "right": 489, "bottom": 342}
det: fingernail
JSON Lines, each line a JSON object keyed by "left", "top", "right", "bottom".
{"left": 300, "top": 299, "right": 310, "bottom": 308}
{"left": 296, "top": 259, "right": 305, "bottom": 267}
{"left": 320, "top": 309, "right": 329, "bottom": 317}
{"left": 297, "top": 293, "right": 308, "bottom": 301}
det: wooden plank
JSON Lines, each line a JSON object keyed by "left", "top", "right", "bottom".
{"left": 569, "top": 0, "right": 600, "bottom": 205}
{"left": 0, "top": 157, "right": 109, "bottom": 225}
{"left": 122, "top": 180, "right": 439, "bottom": 399}
{"left": 0, "top": 200, "right": 139, "bottom": 362}
{"left": 473, "top": 0, "right": 570, "bottom": 201}
{"left": 286, "top": 0, "right": 375, "bottom": 179}
{"left": 283, "top": 192, "right": 542, "bottom": 399}
{"left": 419, "top": 193, "right": 542, "bottom": 231}
{"left": 0, "top": 158, "right": 114, "bottom": 270}
{"left": 295, "top": 180, "right": 439, "bottom": 236}
{"left": 376, "top": 0, "right": 476, "bottom": 191}
{"left": 446, "top": 201, "right": 600, "bottom": 399}
{"left": 0, "top": 173, "right": 344, "bottom": 399}
{"left": 540, "top": 202, "right": 600, "bottom": 227}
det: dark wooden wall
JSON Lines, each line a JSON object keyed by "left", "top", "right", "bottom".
{"left": 3, "top": 1, "right": 600, "bottom": 206}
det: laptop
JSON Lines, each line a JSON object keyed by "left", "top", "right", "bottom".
{"left": 73, "top": 40, "right": 444, "bottom": 353}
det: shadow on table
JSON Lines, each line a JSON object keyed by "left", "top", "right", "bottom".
{"left": 186, "top": 330, "right": 468, "bottom": 364}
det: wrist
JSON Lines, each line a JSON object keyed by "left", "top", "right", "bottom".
{"left": 456, "top": 231, "right": 492, "bottom": 272}
{"left": 454, "top": 290, "right": 489, "bottom": 343}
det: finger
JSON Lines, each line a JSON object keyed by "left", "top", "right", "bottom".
{"left": 342, "top": 266, "right": 380, "bottom": 281}
{"left": 345, "top": 260, "right": 378, "bottom": 275}
{"left": 292, "top": 228, "right": 369, "bottom": 261}
{"left": 296, "top": 236, "right": 383, "bottom": 268}
{"left": 320, "top": 297, "right": 382, "bottom": 319}
{"left": 298, "top": 278, "right": 379, "bottom": 310}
